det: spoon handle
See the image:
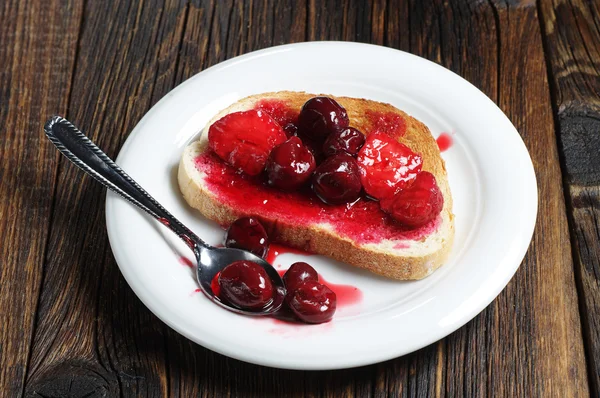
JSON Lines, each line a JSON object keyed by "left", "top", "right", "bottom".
{"left": 44, "top": 116, "right": 208, "bottom": 250}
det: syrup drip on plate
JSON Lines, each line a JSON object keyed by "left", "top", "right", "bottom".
{"left": 436, "top": 132, "right": 453, "bottom": 152}
{"left": 276, "top": 270, "right": 363, "bottom": 308}
{"left": 178, "top": 256, "right": 194, "bottom": 268}
{"left": 266, "top": 243, "right": 312, "bottom": 265}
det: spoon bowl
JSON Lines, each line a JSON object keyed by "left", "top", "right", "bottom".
{"left": 45, "top": 116, "right": 286, "bottom": 315}
{"left": 195, "top": 245, "right": 286, "bottom": 314}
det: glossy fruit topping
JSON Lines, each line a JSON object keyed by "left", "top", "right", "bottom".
{"left": 283, "top": 262, "right": 319, "bottom": 293}
{"left": 218, "top": 260, "right": 274, "bottom": 310}
{"left": 356, "top": 131, "right": 422, "bottom": 200}
{"left": 255, "top": 99, "right": 298, "bottom": 127}
{"left": 288, "top": 280, "right": 337, "bottom": 324}
{"left": 380, "top": 171, "right": 444, "bottom": 228}
{"left": 196, "top": 151, "right": 440, "bottom": 243}
{"left": 266, "top": 136, "right": 316, "bottom": 191}
{"left": 312, "top": 154, "right": 362, "bottom": 205}
{"left": 208, "top": 110, "right": 287, "bottom": 176}
{"left": 297, "top": 97, "right": 349, "bottom": 143}
{"left": 322, "top": 127, "right": 366, "bottom": 157}
{"left": 225, "top": 217, "right": 270, "bottom": 258}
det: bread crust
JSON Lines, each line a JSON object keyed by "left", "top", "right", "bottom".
{"left": 178, "top": 91, "right": 454, "bottom": 280}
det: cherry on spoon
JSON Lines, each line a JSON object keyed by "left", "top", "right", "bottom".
{"left": 44, "top": 116, "right": 286, "bottom": 316}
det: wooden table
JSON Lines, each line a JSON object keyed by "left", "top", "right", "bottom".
{"left": 1, "top": 0, "right": 598, "bottom": 396}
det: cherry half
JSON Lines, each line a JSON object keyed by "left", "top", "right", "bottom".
{"left": 218, "top": 260, "right": 274, "bottom": 310}
{"left": 322, "top": 127, "right": 366, "bottom": 157}
{"left": 298, "top": 97, "right": 349, "bottom": 143}
{"left": 266, "top": 136, "right": 316, "bottom": 191}
{"left": 225, "top": 217, "right": 269, "bottom": 258}
{"left": 288, "top": 280, "right": 337, "bottom": 324}
{"left": 312, "top": 153, "right": 362, "bottom": 205}
{"left": 283, "top": 262, "right": 319, "bottom": 293}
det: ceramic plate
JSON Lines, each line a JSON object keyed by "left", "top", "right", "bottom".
{"left": 105, "top": 42, "right": 537, "bottom": 370}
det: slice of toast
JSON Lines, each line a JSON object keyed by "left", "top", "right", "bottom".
{"left": 178, "top": 91, "right": 454, "bottom": 280}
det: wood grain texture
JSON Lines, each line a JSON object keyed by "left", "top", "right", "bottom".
{"left": 0, "top": 0, "right": 84, "bottom": 396}
{"left": 539, "top": 0, "right": 600, "bottom": 185}
{"left": 24, "top": 1, "right": 189, "bottom": 396}
{"left": 568, "top": 184, "right": 600, "bottom": 394}
{"left": 0, "top": 0, "right": 593, "bottom": 396}
{"left": 539, "top": 0, "right": 600, "bottom": 394}
{"left": 494, "top": 2, "right": 588, "bottom": 395}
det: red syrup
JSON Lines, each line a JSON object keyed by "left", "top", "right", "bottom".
{"left": 255, "top": 99, "right": 299, "bottom": 126}
{"left": 365, "top": 110, "right": 407, "bottom": 138}
{"left": 178, "top": 256, "right": 194, "bottom": 268}
{"left": 266, "top": 243, "right": 312, "bottom": 265}
{"left": 276, "top": 270, "right": 363, "bottom": 308}
{"left": 317, "top": 274, "right": 362, "bottom": 307}
{"left": 436, "top": 132, "right": 453, "bottom": 152}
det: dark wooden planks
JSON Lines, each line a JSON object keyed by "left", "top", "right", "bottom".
{"left": 3, "top": 0, "right": 590, "bottom": 396}
{"left": 539, "top": 0, "right": 600, "bottom": 394}
{"left": 24, "top": 0, "right": 189, "bottom": 396}
{"left": 0, "top": 1, "right": 84, "bottom": 396}
{"left": 539, "top": 0, "right": 600, "bottom": 185}
{"left": 493, "top": 1, "right": 588, "bottom": 395}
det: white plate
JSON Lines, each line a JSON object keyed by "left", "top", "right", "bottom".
{"left": 106, "top": 42, "right": 537, "bottom": 370}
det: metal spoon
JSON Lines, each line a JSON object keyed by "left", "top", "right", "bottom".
{"left": 44, "top": 116, "right": 286, "bottom": 315}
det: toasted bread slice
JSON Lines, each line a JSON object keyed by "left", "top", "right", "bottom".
{"left": 178, "top": 91, "right": 454, "bottom": 280}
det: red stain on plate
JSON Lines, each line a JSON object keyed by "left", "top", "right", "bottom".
{"left": 436, "top": 132, "right": 453, "bottom": 152}
{"left": 319, "top": 274, "right": 363, "bottom": 307}
{"left": 178, "top": 256, "right": 194, "bottom": 268}
{"left": 266, "top": 243, "right": 312, "bottom": 265}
